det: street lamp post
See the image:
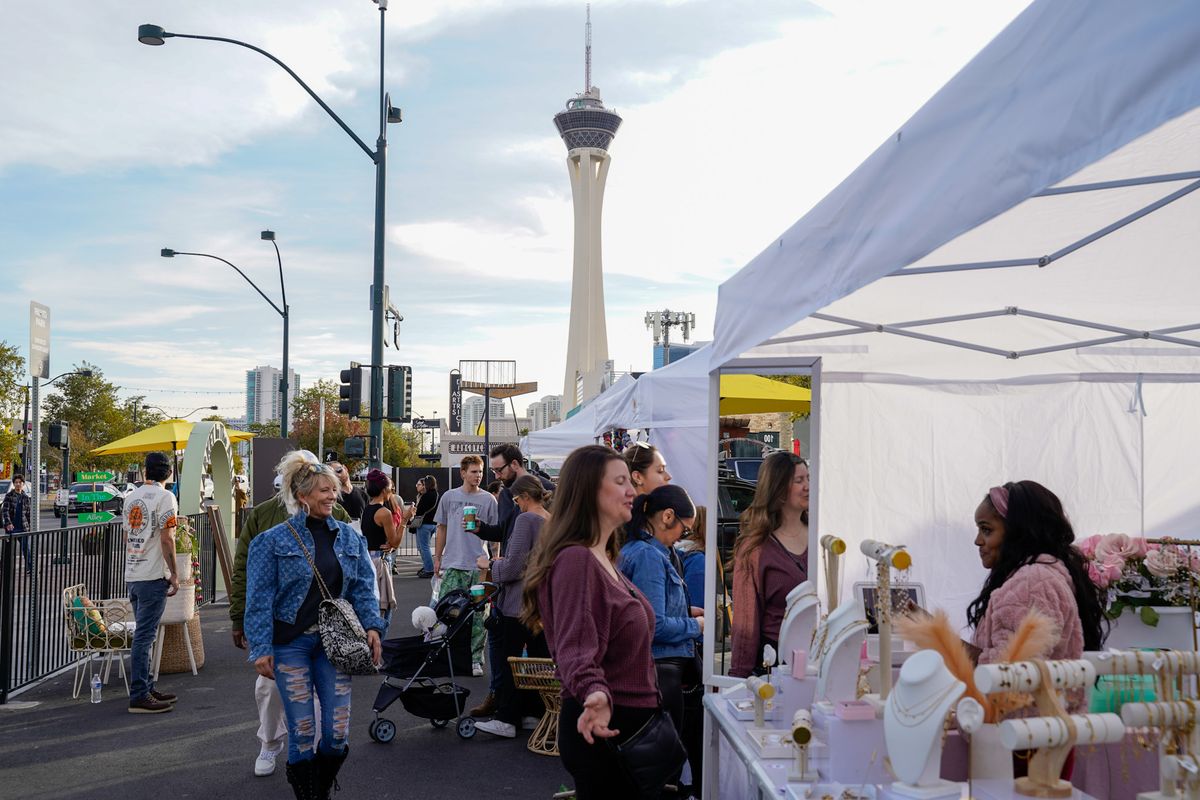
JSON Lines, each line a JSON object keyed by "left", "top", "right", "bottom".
{"left": 139, "top": 4, "right": 400, "bottom": 468}
{"left": 161, "top": 245, "right": 289, "bottom": 436}
{"left": 27, "top": 369, "right": 93, "bottom": 532}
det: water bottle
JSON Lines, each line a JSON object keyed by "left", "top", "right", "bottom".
{"left": 90, "top": 674, "right": 102, "bottom": 704}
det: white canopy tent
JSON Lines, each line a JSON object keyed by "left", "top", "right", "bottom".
{"left": 701, "top": 0, "right": 1200, "bottom": 640}
{"left": 520, "top": 401, "right": 597, "bottom": 461}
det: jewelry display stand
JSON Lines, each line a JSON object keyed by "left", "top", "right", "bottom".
{"left": 779, "top": 581, "right": 821, "bottom": 670}
{"left": 956, "top": 696, "right": 1015, "bottom": 781}
{"left": 976, "top": 659, "right": 1124, "bottom": 798}
{"left": 789, "top": 709, "right": 819, "bottom": 782}
{"left": 860, "top": 539, "right": 912, "bottom": 711}
{"left": 747, "top": 676, "right": 778, "bottom": 729}
{"left": 884, "top": 650, "right": 965, "bottom": 798}
{"left": 821, "top": 534, "right": 847, "bottom": 614}
{"left": 1085, "top": 649, "right": 1200, "bottom": 800}
{"left": 814, "top": 597, "right": 871, "bottom": 713}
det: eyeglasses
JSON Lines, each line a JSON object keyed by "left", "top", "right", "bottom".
{"left": 680, "top": 525, "right": 694, "bottom": 539}
{"left": 493, "top": 462, "right": 510, "bottom": 473}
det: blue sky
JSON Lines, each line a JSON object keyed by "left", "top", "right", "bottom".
{"left": 1, "top": 0, "right": 1030, "bottom": 421}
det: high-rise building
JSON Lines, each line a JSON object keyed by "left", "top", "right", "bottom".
{"left": 653, "top": 342, "right": 702, "bottom": 370}
{"left": 246, "top": 365, "right": 298, "bottom": 427}
{"left": 527, "top": 395, "right": 564, "bottom": 431}
{"left": 461, "top": 395, "right": 507, "bottom": 436}
{"left": 555, "top": 7, "right": 621, "bottom": 411}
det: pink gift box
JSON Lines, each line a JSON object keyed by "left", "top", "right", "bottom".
{"left": 791, "top": 649, "right": 807, "bottom": 676}
{"left": 835, "top": 699, "right": 876, "bottom": 721}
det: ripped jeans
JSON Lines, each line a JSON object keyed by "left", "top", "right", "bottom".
{"left": 272, "top": 632, "right": 353, "bottom": 764}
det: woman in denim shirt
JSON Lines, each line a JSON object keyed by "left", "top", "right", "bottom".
{"left": 619, "top": 484, "right": 702, "bottom": 780}
{"left": 246, "top": 451, "right": 385, "bottom": 800}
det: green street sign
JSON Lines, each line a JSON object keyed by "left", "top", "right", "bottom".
{"left": 78, "top": 511, "right": 115, "bottom": 524}
{"left": 76, "top": 470, "right": 115, "bottom": 482}
{"left": 76, "top": 491, "right": 116, "bottom": 503}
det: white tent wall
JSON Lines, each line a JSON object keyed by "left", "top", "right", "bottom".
{"left": 647, "top": 424, "right": 709, "bottom": 510}
{"left": 521, "top": 403, "right": 597, "bottom": 460}
{"left": 817, "top": 376, "right": 1159, "bottom": 628}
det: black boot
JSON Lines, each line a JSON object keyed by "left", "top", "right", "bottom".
{"left": 315, "top": 746, "right": 349, "bottom": 798}
{"left": 285, "top": 758, "right": 322, "bottom": 800}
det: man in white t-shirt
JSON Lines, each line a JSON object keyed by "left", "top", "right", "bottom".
{"left": 124, "top": 451, "right": 180, "bottom": 714}
{"left": 433, "top": 455, "right": 498, "bottom": 674}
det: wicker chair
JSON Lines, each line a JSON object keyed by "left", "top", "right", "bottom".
{"left": 62, "top": 584, "right": 134, "bottom": 699}
{"left": 508, "top": 656, "right": 562, "bottom": 756}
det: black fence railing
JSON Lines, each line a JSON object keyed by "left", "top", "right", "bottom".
{"left": 0, "top": 513, "right": 217, "bottom": 703}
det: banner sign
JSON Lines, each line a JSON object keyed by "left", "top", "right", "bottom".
{"left": 449, "top": 373, "right": 462, "bottom": 433}
{"left": 29, "top": 301, "right": 50, "bottom": 379}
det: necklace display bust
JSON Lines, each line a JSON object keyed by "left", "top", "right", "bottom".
{"left": 884, "top": 650, "right": 965, "bottom": 799}
{"left": 779, "top": 581, "right": 820, "bottom": 671}
{"left": 815, "top": 598, "right": 870, "bottom": 708}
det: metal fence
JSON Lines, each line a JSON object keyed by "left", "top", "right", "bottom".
{"left": 0, "top": 513, "right": 218, "bottom": 703}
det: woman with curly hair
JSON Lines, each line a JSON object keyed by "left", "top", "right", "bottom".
{"left": 245, "top": 451, "right": 385, "bottom": 799}
{"left": 730, "top": 452, "right": 809, "bottom": 678}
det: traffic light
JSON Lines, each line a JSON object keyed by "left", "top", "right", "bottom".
{"left": 386, "top": 365, "right": 412, "bottom": 423}
{"left": 48, "top": 421, "right": 69, "bottom": 449}
{"left": 338, "top": 364, "right": 363, "bottom": 418}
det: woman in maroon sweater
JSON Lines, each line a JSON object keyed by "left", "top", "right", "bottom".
{"left": 731, "top": 452, "right": 810, "bottom": 677}
{"left": 523, "top": 445, "right": 662, "bottom": 799}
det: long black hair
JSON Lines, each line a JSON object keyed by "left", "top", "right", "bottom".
{"left": 966, "top": 480, "right": 1107, "bottom": 651}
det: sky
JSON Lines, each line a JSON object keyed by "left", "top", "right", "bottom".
{"left": 0, "top": 0, "right": 1032, "bottom": 424}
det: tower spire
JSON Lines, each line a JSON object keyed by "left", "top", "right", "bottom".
{"left": 585, "top": 4, "right": 592, "bottom": 93}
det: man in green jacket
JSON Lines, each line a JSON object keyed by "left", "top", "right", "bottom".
{"left": 230, "top": 475, "right": 352, "bottom": 777}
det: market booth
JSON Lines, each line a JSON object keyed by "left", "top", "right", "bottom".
{"left": 698, "top": 1, "right": 1200, "bottom": 798}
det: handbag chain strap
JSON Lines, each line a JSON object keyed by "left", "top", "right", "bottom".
{"left": 285, "top": 521, "right": 335, "bottom": 603}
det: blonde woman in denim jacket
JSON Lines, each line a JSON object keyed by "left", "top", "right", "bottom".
{"left": 245, "top": 451, "right": 385, "bottom": 800}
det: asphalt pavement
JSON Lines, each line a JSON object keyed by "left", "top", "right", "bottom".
{"left": 0, "top": 564, "right": 573, "bottom": 800}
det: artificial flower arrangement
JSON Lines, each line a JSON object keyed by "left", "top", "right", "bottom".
{"left": 173, "top": 516, "right": 204, "bottom": 604}
{"left": 1077, "top": 533, "right": 1200, "bottom": 626}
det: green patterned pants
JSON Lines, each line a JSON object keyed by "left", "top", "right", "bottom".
{"left": 439, "top": 568, "right": 485, "bottom": 666}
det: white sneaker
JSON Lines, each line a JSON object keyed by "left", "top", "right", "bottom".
{"left": 254, "top": 746, "right": 282, "bottom": 777}
{"left": 522, "top": 716, "right": 541, "bottom": 730}
{"left": 472, "top": 662, "right": 484, "bottom": 677}
{"left": 476, "top": 719, "right": 517, "bottom": 738}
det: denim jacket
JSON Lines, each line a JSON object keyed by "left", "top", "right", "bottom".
{"left": 244, "top": 510, "right": 386, "bottom": 661}
{"left": 619, "top": 529, "right": 699, "bottom": 659}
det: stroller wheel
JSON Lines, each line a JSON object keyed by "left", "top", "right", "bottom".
{"left": 430, "top": 718, "right": 449, "bottom": 729}
{"left": 456, "top": 717, "right": 477, "bottom": 739}
{"left": 369, "top": 717, "right": 397, "bottom": 743}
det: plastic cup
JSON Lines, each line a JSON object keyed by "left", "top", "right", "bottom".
{"left": 464, "top": 505, "right": 477, "bottom": 531}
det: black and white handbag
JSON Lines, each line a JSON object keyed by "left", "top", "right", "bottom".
{"left": 285, "top": 522, "right": 378, "bottom": 676}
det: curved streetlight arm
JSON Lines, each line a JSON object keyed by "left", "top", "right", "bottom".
{"left": 267, "top": 238, "right": 287, "bottom": 311}
{"left": 172, "top": 251, "right": 285, "bottom": 317}
{"left": 161, "top": 31, "right": 377, "bottom": 162}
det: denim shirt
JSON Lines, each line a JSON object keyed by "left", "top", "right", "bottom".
{"left": 244, "top": 510, "right": 386, "bottom": 661}
{"left": 619, "top": 529, "right": 699, "bottom": 659}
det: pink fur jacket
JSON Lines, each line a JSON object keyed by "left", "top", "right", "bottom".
{"left": 971, "top": 557, "right": 1084, "bottom": 666}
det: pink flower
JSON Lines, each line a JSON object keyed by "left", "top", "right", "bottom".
{"left": 1077, "top": 535, "right": 1103, "bottom": 559}
{"left": 1094, "top": 534, "right": 1147, "bottom": 563}
{"left": 1100, "top": 560, "right": 1124, "bottom": 585}
{"left": 1088, "top": 562, "right": 1112, "bottom": 589}
{"left": 1146, "top": 548, "right": 1184, "bottom": 578}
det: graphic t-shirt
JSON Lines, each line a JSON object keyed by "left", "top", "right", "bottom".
{"left": 124, "top": 483, "right": 178, "bottom": 582}
{"left": 433, "top": 486, "right": 498, "bottom": 571}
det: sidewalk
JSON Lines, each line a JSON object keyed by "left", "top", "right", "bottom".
{"left": 0, "top": 569, "right": 571, "bottom": 800}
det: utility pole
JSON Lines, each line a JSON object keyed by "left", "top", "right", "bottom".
{"left": 318, "top": 396, "right": 325, "bottom": 460}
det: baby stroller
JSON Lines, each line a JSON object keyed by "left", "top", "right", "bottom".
{"left": 367, "top": 586, "right": 491, "bottom": 742}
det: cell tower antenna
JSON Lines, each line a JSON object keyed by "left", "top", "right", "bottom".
{"left": 584, "top": 4, "right": 592, "bottom": 92}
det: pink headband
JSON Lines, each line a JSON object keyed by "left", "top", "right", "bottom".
{"left": 988, "top": 486, "right": 1010, "bottom": 518}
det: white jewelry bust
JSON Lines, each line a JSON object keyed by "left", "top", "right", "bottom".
{"left": 884, "top": 650, "right": 965, "bottom": 799}
{"left": 778, "top": 581, "right": 820, "bottom": 670}
{"left": 814, "top": 597, "right": 870, "bottom": 708}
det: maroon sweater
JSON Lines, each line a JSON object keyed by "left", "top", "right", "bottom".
{"left": 731, "top": 535, "right": 808, "bottom": 678}
{"left": 539, "top": 545, "right": 658, "bottom": 709}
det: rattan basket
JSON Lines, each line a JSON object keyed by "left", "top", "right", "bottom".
{"left": 509, "top": 657, "right": 561, "bottom": 756}
{"left": 159, "top": 613, "right": 205, "bottom": 674}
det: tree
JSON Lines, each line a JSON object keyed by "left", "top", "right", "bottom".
{"left": 291, "top": 380, "right": 365, "bottom": 461}
{"left": 41, "top": 362, "right": 136, "bottom": 473}
{"left": 0, "top": 342, "right": 25, "bottom": 467}
{"left": 382, "top": 422, "right": 424, "bottom": 468}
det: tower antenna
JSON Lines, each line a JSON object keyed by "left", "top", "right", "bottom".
{"left": 584, "top": 4, "right": 592, "bottom": 93}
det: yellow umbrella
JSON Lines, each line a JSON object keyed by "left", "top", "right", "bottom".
{"left": 719, "top": 374, "right": 812, "bottom": 415}
{"left": 91, "top": 419, "right": 255, "bottom": 456}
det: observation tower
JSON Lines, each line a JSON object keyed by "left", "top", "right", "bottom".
{"left": 555, "top": 6, "right": 622, "bottom": 408}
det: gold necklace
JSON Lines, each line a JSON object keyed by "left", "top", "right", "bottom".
{"left": 888, "top": 681, "right": 961, "bottom": 727}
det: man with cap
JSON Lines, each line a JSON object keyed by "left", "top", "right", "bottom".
{"left": 230, "top": 464, "right": 354, "bottom": 776}
{"left": 324, "top": 452, "right": 367, "bottom": 523}
{"left": 123, "top": 451, "right": 180, "bottom": 714}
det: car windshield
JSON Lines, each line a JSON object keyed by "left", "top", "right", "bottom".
{"left": 734, "top": 461, "right": 762, "bottom": 482}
